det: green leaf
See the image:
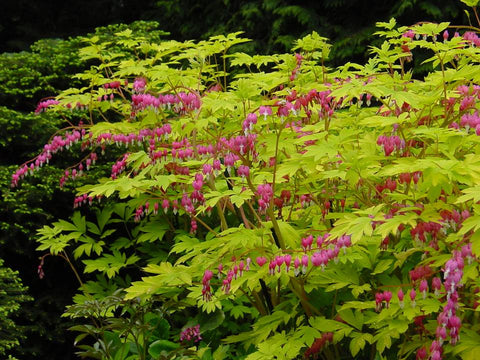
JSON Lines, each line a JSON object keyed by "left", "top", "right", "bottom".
{"left": 460, "top": 0, "right": 479, "bottom": 7}
{"left": 350, "top": 332, "right": 373, "bottom": 357}
{"left": 372, "top": 259, "right": 393, "bottom": 275}
{"left": 467, "top": 229, "right": 480, "bottom": 258}
{"left": 54, "top": 219, "right": 79, "bottom": 232}
{"left": 375, "top": 213, "right": 418, "bottom": 239}
{"left": 148, "top": 340, "right": 179, "bottom": 357}
{"left": 137, "top": 221, "right": 169, "bottom": 243}
{"left": 309, "top": 316, "right": 353, "bottom": 334}
{"left": 230, "top": 305, "right": 251, "bottom": 320}
{"left": 338, "top": 308, "right": 364, "bottom": 331}
{"left": 71, "top": 212, "right": 86, "bottom": 233}
{"left": 198, "top": 308, "right": 225, "bottom": 331}
{"left": 387, "top": 319, "right": 409, "bottom": 334}
{"left": 213, "top": 345, "right": 230, "bottom": 360}
{"left": 83, "top": 251, "right": 140, "bottom": 278}
{"left": 113, "top": 343, "right": 130, "bottom": 360}
{"left": 350, "top": 283, "right": 372, "bottom": 298}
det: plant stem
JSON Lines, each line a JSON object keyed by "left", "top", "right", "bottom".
{"left": 473, "top": 7, "right": 480, "bottom": 27}
{"left": 216, "top": 202, "right": 228, "bottom": 231}
{"left": 60, "top": 251, "right": 84, "bottom": 287}
{"left": 241, "top": 288, "right": 266, "bottom": 315}
{"left": 288, "top": 280, "right": 315, "bottom": 317}
{"left": 238, "top": 205, "right": 253, "bottom": 229}
{"left": 223, "top": 50, "right": 227, "bottom": 90}
{"left": 267, "top": 208, "right": 285, "bottom": 249}
{"left": 193, "top": 214, "right": 218, "bottom": 235}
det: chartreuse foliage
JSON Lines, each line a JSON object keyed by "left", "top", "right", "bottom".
{"left": 15, "top": 4, "right": 480, "bottom": 359}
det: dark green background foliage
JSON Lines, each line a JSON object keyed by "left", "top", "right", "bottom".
{"left": 0, "top": 40, "right": 82, "bottom": 111}
{"left": 0, "top": 21, "right": 169, "bottom": 359}
{"left": 0, "top": 21, "right": 166, "bottom": 114}
{"left": 0, "top": 113, "right": 79, "bottom": 358}
{"left": 0, "top": 0, "right": 160, "bottom": 52}
{"left": 155, "top": 0, "right": 466, "bottom": 63}
{"left": 0, "top": 259, "right": 31, "bottom": 358}
{"left": 1, "top": 0, "right": 468, "bottom": 64}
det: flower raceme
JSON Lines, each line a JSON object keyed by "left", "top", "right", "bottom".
{"left": 200, "top": 234, "right": 354, "bottom": 299}
{"left": 131, "top": 92, "right": 201, "bottom": 114}
{"left": 35, "top": 99, "right": 60, "bottom": 114}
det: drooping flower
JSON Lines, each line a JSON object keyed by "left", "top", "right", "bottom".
{"left": 259, "top": 106, "right": 272, "bottom": 120}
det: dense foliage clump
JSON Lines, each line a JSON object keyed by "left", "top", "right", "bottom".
{"left": 11, "top": 1, "right": 480, "bottom": 359}
{"left": 0, "top": 21, "right": 169, "bottom": 359}
{"left": 0, "top": 259, "right": 31, "bottom": 359}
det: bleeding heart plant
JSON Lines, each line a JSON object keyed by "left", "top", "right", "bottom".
{"left": 13, "top": 4, "right": 480, "bottom": 359}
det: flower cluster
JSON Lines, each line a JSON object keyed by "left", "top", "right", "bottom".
{"left": 237, "top": 165, "right": 250, "bottom": 178}
{"left": 256, "top": 234, "right": 351, "bottom": 277}
{"left": 256, "top": 184, "right": 273, "bottom": 212}
{"left": 375, "top": 178, "right": 397, "bottom": 194}
{"left": 273, "top": 190, "right": 291, "bottom": 212}
{"left": 268, "top": 254, "right": 293, "bottom": 275}
{"left": 289, "top": 53, "right": 303, "bottom": 81}
{"left": 219, "top": 258, "right": 251, "bottom": 294}
{"left": 420, "top": 244, "right": 475, "bottom": 359}
{"left": 458, "top": 112, "right": 480, "bottom": 133}
{"left": 409, "top": 265, "right": 433, "bottom": 283}
{"left": 377, "top": 135, "right": 405, "bottom": 156}
{"left": 96, "top": 125, "right": 172, "bottom": 149}
{"left": 304, "top": 88, "right": 337, "bottom": 119}
{"left": 12, "top": 129, "right": 87, "bottom": 187}
{"left": 375, "top": 291, "right": 392, "bottom": 311}
{"left": 202, "top": 270, "right": 213, "bottom": 301}
{"left": 131, "top": 92, "right": 201, "bottom": 114}
{"left": 179, "top": 324, "right": 201, "bottom": 343}
{"left": 299, "top": 194, "right": 314, "bottom": 208}
{"left": 111, "top": 153, "right": 130, "bottom": 179}
{"left": 410, "top": 209, "right": 470, "bottom": 246}
{"left": 35, "top": 99, "right": 60, "bottom": 114}
{"left": 398, "top": 171, "right": 421, "bottom": 185}
{"left": 12, "top": 122, "right": 176, "bottom": 189}
{"left": 357, "top": 92, "right": 373, "bottom": 107}
{"left": 462, "top": 31, "right": 480, "bottom": 47}
{"left": 134, "top": 204, "right": 148, "bottom": 222}
{"left": 103, "top": 80, "right": 122, "bottom": 89}
{"left": 202, "top": 235, "right": 353, "bottom": 301}
{"left": 242, "top": 113, "right": 257, "bottom": 134}
{"left": 73, "top": 194, "right": 94, "bottom": 208}
{"left": 133, "top": 77, "right": 146, "bottom": 93}
{"left": 59, "top": 153, "right": 97, "bottom": 188}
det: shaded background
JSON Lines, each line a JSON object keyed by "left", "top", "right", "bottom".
{"left": 1, "top": 0, "right": 468, "bottom": 63}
